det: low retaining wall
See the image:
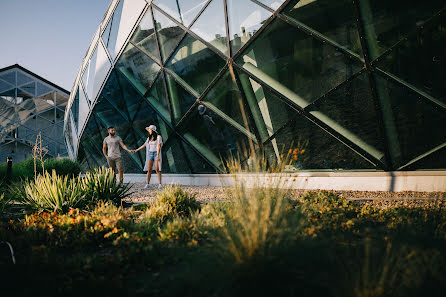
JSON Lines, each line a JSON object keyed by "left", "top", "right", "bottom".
{"left": 123, "top": 171, "right": 446, "bottom": 192}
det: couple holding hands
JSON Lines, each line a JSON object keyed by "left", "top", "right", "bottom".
{"left": 102, "top": 125, "right": 163, "bottom": 189}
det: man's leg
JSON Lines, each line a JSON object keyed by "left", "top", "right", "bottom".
{"left": 108, "top": 158, "right": 117, "bottom": 176}
{"left": 116, "top": 158, "right": 124, "bottom": 183}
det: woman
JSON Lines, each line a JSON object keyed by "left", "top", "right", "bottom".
{"left": 132, "top": 125, "right": 163, "bottom": 189}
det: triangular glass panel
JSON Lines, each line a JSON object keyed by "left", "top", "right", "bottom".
{"left": 227, "top": 0, "right": 272, "bottom": 54}
{"left": 283, "top": 0, "right": 363, "bottom": 56}
{"left": 17, "top": 71, "right": 33, "bottom": 86}
{"left": 376, "top": 15, "right": 446, "bottom": 105}
{"left": 100, "top": 71, "right": 130, "bottom": 122}
{"left": 190, "top": 0, "right": 229, "bottom": 55}
{"left": 153, "top": 7, "right": 186, "bottom": 62}
{"left": 161, "top": 136, "right": 192, "bottom": 173}
{"left": 102, "top": 13, "right": 112, "bottom": 48}
{"left": 36, "top": 82, "right": 53, "bottom": 97}
{"left": 182, "top": 138, "right": 218, "bottom": 173}
{"left": 308, "top": 73, "right": 386, "bottom": 164}
{"left": 359, "top": 0, "right": 445, "bottom": 59}
{"left": 154, "top": 0, "right": 209, "bottom": 28}
{"left": 0, "top": 70, "right": 16, "bottom": 85}
{"left": 0, "top": 79, "right": 14, "bottom": 93}
{"left": 165, "top": 72, "right": 197, "bottom": 124}
{"left": 116, "top": 43, "right": 161, "bottom": 95}
{"left": 201, "top": 70, "right": 255, "bottom": 138}
{"left": 146, "top": 74, "right": 171, "bottom": 122}
{"left": 130, "top": 7, "right": 161, "bottom": 63}
{"left": 71, "top": 89, "right": 80, "bottom": 129}
{"left": 165, "top": 33, "right": 226, "bottom": 95}
{"left": 103, "top": 0, "right": 124, "bottom": 60}
{"left": 19, "top": 82, "right": 36, "bottom": 97}
{"left": 177, "top": 106, "right": 257, "bottom": 171}
{"left": 374, "top": 74, "right": 446, "bottom": 168}
{"left": 256, "top": 0, "right": 286, "bottom": 11}
{"left": 237, "top": 70, "right": 300, "bottom": 142}
{"left": 265, "top": 112, "right": 376, "bottom": 170}
{"left": 403, "top": 145, "right": 446, "bottom": 170}
{"left": 236, "top": 18, "right": 363, "bottom": 108}
{"left": 114, "top": 69, "right": 147, "bottom": 122}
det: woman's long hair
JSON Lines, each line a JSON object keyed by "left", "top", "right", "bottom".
{"left": 149, "top": 129, "right": 158, "bottom": 141}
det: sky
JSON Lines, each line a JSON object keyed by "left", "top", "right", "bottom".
{"left": 0, "top": 0, "right": 111, "bottom": 91}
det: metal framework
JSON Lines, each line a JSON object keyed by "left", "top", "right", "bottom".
{"left": 0, "top": 64, "right": 69, "bottom": 163}
{"left": 65, "top": 0, "right": 446, "bottom": 173}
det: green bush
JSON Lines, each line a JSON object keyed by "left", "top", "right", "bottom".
{"left": 159, "top": 215, "right": 207, "bottom": 245}
{"left": 81, "top": 167, "right": 132, "bottom": 206}
{"left": 0, "top": 158, "right": 81, "bottom": 181}
{"left": 140, "top": 185, "right": 201, "bottom": 226}
{"left": 17, "top": 170, "right": 86, "bottom": 213}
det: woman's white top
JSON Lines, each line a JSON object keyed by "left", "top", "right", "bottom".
{"left": 143, "top": 135, "right": 163, "bottom": 172}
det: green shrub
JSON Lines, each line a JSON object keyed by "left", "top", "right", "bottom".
{"left": 81, "top": 167, "right": 132, "bottom": 206}
{"left": 159, "top": 215, "right": 207, "bottom": 245}
{"left": 0, "top": 158, "right": 81, "bottom": 181}
{"left": 17, "top": 170, "right": 86, "bottom": 213}
{"left": 140, "top": 185, "right": 201, "bottom": 226}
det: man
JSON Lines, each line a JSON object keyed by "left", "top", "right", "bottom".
{"left": 102, "top": 126, "right": 131, "bottom": 183}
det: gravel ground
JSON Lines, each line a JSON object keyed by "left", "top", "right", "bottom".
{"left": 125, "top": 183, "right": 446, "bottom": 209}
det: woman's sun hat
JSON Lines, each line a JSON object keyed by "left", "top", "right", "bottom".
{"left": 145, "top": 125, "right": 157, "bottom": 132}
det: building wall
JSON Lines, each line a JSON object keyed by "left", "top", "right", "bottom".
{"left": 64, "top": 0, "right": 446, "bottom": 173}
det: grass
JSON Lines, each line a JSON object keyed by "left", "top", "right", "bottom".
{"left": 0, "top": 155, "right": 445, "bottom": 296}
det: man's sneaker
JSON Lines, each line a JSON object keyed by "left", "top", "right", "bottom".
{"left": 158, "top": 184, "right": 163, "bottom": 190}
{"left": 144, "top": 184, "right": 150, "bottom": 189}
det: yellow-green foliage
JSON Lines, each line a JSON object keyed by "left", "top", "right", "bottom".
{"left": 20, "top": 170, "right": 85, "bottom": 213}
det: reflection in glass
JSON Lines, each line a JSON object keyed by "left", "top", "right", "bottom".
{"left": 178, "top": 107, "right": 254, "bottom": 170}
{"left": 82, "top": 45, "right": 98, "bottom": 102}
{"left": 166, "top": 33, "right": 226, "bottom": 95}
{"left": 374, "top": 74, "right": 446, "bottom": 167}
{"left": 227, "top": 0, "right": 272, "bottom": 54}
{"left": 256, "top": 0, "right": 286, "bottom": 11}
{"left": 165, "top": 73, "right": 197, "bottom": 123}
{"left": 155, "top": 0, "right": 209, "bottom": 28}
{"left": 130, "top": 7, "right": 160, "bottom": 63}
{"left": 146, "top": 74, "right": 171, "bottom": 122}
{"left": 153, "top": 7, "right": 186, "bottom": 62}
{"left": 102, "top": 0, "right": 124, "bottom": 60}
{"left": 116, "top": 43, "right": 161, "bottom": 95}
{"left": 283, "top": 0, "right": 362, "bottom": 56}
{"left": 266, "top": 114, "right": 375, "bottom": 170}
{"left": 190, "top": 0, "right": 228, "bottom": 55}
{"left": 358, "top": 0, "right": 445, "bottom": 59}
{"left": 308, "top": 73, "right": 385, "bottom": 163}
{"left": 377, "top": 17, "right": 446, "bottom": 104}
{"left": 236, "top": 18, "right": 363, "bottom": 108}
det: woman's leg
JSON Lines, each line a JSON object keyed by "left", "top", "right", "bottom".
{"left": 146, "top": 160, "right": 154, "bottom": 184}
{"left": 155, "top": 159, "right": 162, "bottom": 185}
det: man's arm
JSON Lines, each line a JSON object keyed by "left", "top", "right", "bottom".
{"left": 103, "top": 142, "right": 108, "bottom": 159}
{"left": 119, "top": 140, "right": 130, "bottom": 152}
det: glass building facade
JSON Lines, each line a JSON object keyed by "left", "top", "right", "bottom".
{"left": 65, "top": 0, "right": 446, "bottom": 173}
{"left": 1, "top": 64, "right": 69, "bottom": 163}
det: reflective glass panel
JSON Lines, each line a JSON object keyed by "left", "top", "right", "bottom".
{"left": 36, "top": 82, "right": 53, "bottom": 97}
{"left": 227, "top": 0, "right": 272, "bottom": 54}
{"left": 161, "top": 136, "right": 191, "bottom": 173}
{"left": 181, "top": 138, "right": 217, "bottom": 173}
{"left": 114, "top": 69, "right": 145, "bottom": 122}
{"left": 17, "top": 71, "right": 33, "bottom": 86}
{"left": 165, "top": 73, "right": 197, "bottom": 123}
{"left": 256, "top": 0, "right": 286, "bottom": 11}
{"left": 190, "top": 0, "right": 228, "bottom": 55}
{"left": 99, "top": 71, "right": 130, "bottom": 122}
{"left": 283, "top": 0, "right": 363, "bottom": 56}
{"left": 238, "top": 71, "right": 298, "bottom": 142}
{"left": 104, "top": 0, "right": 124, "bottom": 60}
{"left": 146, "top": 74, "right": 171, "bottom": 122}
{"left": 82, "top": 45, "right": 98, "bottom": 102}
{"left": 201, "top": 70, "right": 255, "bottom": 137}
{"left": 359, "top": 0, "right": 445, "bottom": 59}
{"left": 166, "top": 33, "right": 226, "bottom": 95}
{"left": 404, "top": 147, "right": 446, "bottom": 170}
{"left": 116, "top": 43, "right": 161, "bottom": 95}
{"left": 374, "top": 74, "right": 446, "bottom": 168}
{"left": 0, "top": 79, "right": 14, "bottom": 93}
{"left": 236, "top": 18, "right": 363, "bottom": 107}
{"left": 130, "top": 7, "right": 161, "bottom": 63}
{"left": 155, "top": 0, "right": 209, "bottom": 27}
{"left": 0, "top": 71, "right": 16, "bottom": 85}
{"left": 178, "top": 107, "right": 255, "bottom": 170}
{"left": 153, "top": 7, "right": 186, "bottom": 62}
{"left": 308, "top": 73, "right": 386, "bottom": 163}
{"left": 19, "top": 82, "right": 36, "bottom": 97}
{"left": 376, "top": 16, "right": 446, "bottom": 104}
{"left": 71, "top": 89, "right": 80, "bottom": 130}
{"left": 266, "top": 113, "right": 375, "bottom": 170}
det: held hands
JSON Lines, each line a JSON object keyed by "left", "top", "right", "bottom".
{"left": 129, "top": 149, "right": 136, "bottom": 153}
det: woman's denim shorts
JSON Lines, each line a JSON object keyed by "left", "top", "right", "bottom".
{"left": 148, "top": 151, "right": 157, "bottom": 161}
